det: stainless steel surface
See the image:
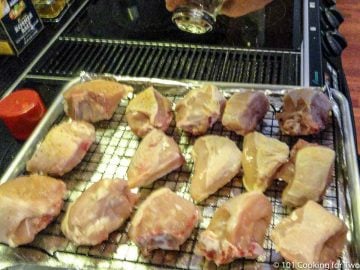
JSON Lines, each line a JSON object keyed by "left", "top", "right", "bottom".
{"left": 0, "top": 75, "right": 359, "bottom": 269}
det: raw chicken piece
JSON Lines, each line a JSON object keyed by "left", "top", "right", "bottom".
{"left": 61, "top": 179, "right": 138, "bottom": 246}
{"left": 0, "top": 175, "right": 66, "bottom": 247}
{"left": 27, "top": 121, "right": 95, "bottom": 176}
{"left": 190, "top": 135, "right": 242, "bottom": 202}
{"left": 271, "top": 201, "right": 347, "bottom": 268}
{"left": 64, "top": 79, "right": 133, "bottom": 122}
{"left": 222, "top": 91, "right": 269, "bottom": 136}
{"left": 125, "top": 86, "right": 173, "bottom": 137}
{"left": 175, "top": 84, "right": 226, "bottom": 135}
{"left": 276, "top": 89, "right": 331, "bottom": 136}
{"left": 127, "top": 129, "right": 184, "bottom": 188}
{"left": 279, "top": 139, "right": 335, "bottom": 207}
{"left": 242, "top": 132, "right": 289, "bottom": 192}
{"left": 195, "top": 191, "right": 272, "bottom": 265}
{"left": 129, "top": 188, "right": 199, "bottom": 255}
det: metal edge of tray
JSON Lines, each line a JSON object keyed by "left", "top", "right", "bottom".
{"left": 331, "top": 89, "right": 360, "bottom": 258}
{"left": 0, "top": 76, "right": 359, "bottom": 264}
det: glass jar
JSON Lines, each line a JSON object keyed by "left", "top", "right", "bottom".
{"left": 32, "top": 0, "right": 67, "bottom": 19}
{"left": 172, "top": 0, "right": 224, "bottom": 34}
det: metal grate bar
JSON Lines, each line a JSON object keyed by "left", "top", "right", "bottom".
{"left": 30, "top": 37, "right": 301, "bottom": 85}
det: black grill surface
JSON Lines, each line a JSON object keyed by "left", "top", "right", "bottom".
{"left": 30, "top": 37, "right": 301, "bottom": 85}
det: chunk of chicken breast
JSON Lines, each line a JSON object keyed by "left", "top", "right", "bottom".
{"left": 271, "top": 201, "right": 347, "bottom": 268}
{"left": 195, "top": 191, "right": 272, "bottom": 265}
{"left": 61, "top": 179, "right": 138, "bottom": 246}
{"left": 222, "top": 91, "right": 269, "bottom": 136}
{"left": 129, "top": 187, "right": 199, "bottom": 256}
{"left": 175, "top": 84, "right": 226, "bottom": 135}
{"left": 127, "top": 129, "right": 184, "bottom": 188}
{"left": 276, "top": 89, "right": 331, "bottom": 136}
{"left": 64, "top": 79, "right": 133, "bottom": 122}
{"left": 0, "top": 175, "right": 66, "bottom": 247}
{"left": 278, "top": 139, "right": 335, "bottom": 207}
{"left": 27, "top": 121, "right": 95, "bottom": 176}
{"left": 125, "top": 86, "right": 173, "bottom": 137}
{"left": 190, "top": 135, "right": 242, "bottom": 202}
{"left": 242, "top": 132, "right": 289, "bottom": 192}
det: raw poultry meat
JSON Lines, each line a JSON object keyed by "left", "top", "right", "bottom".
{"left": 278, "top": 139, "right": 335, "bottom": 207}
{"left": 61, "top": 179, "right": 138, "bottom": 246}
{"left": 195, "top": 191, "right": 272, "bottom": 265}
{"left": 129, "top": 187, "right": 199, "bottom": 256}
{"left": 271, "top": 201, "right": 347, "bottom": 268}
{"left": 276, "top": 89, "right": 331, "bottom": 136}
{"left": 222, "top": 91, "right": 269, "bottom": 136}
{"left": 190, "top": 135, "right": 242, "bottom": 202}
{"left": 242, "top": 131, "right": 289, "bottom": 192}
{"left": 175, "top": 84, "right": 226, "bottom": 135}
{"left": 125, "top": 86, "right": 173, "bottom": 137}
{"left": 64, "top": 79, "right": 133, "bottom": 122}
{"left": 27, "top": 121, "right": 95, "bottom": 176}
{"left": 127, "top": 129, "right": 184, "bottom": 188}
{"left": 0, "top": 174, "right": 66, "bottom": 247}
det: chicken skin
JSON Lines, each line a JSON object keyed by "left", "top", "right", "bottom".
{"left": 175, "top": 84, "right": 226, "bottom": 135}
{"left": 27, "top": 121, "right": 95, "bottom": 176}
{"left": 127, "top": 129, "right": 184, "bottom": 188}
{"left": 129, "top": 187, "right": 199, "bottom": 256}
{"left": 276, "top": 89, "right": 331, "bottom": 136}
{"left": 195, "top": 192, "right": 272, "bottom": 265}
{"left": 125, "top": 86, "right": 173, "bottom": 137}
{"left": 190, "top": 135, "right": 242, "bottom": 202}
{"left": 61, "top": 179, "right": 138, "bottom": 246}
{"left": 271, "top": 201, "right": 347, "bottom": 268}
{"left": 0, "top": 175, "right": 66, "bottom": 247}
{"left": 64, "top": 79, "right": 133, "bottom": 122}
{"left": 278, "top": 139, "right": 335, "bottom": 207}
{"left": 222, "top": 91, "right": 269, "bottom": 136}
{"left": 242, "top": 132, "right": 289, "bottom": 192}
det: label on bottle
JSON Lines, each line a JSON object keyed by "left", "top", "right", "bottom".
{"left": 0, "top": 0, "right": 43, "bottom": 54}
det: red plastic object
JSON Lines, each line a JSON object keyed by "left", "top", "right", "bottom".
{"left": 0, "top": 89, "right": 46, "bottom": 140}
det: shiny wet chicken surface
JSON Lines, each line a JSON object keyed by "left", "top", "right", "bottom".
{"left": 64, "top": 79, "right": 133, "bottom": 122}
{"left": 190, "top": 135, "right": 242, "bottom": 202}
{"left": 26, "top": 121, "right": 95, "bottom": 176}
{"left": 127, "top": 129, "right": 184, "bottom": 188}
{"left": 271, "top": 201, "right": 347, "bottom": 267}
{"left": 61, "top": 179, "right": 138, "bottom": 246}
{"left": 279, "top": 139, "right": 335, "bottom": 207}
{"left": 242, "top": 131, "right": 289, "bottom": 192}
{"left": 125, "top": 86, "right": 173, "bottom": 137}
{"left": 276, "top": 89, "right": 331, "bottom": 136}
{"left": 196, "top": 191, "right": 272, "bottom": 265}
{"left": 175, "top": 84, "right": 225, "bottom": 135}
{"left": 0, "top": 175, "right": 66, "bottom": 247}
{"left": 222, "top": 91, "right": 269, "bottom": 136}
{"left": 129, "top": 187, "right": 199, "bottom": 256}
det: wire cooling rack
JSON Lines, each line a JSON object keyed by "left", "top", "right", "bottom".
{"left": 1, "top": 84, "right": 348, "bottom": 270}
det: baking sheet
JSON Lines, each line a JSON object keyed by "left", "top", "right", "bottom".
{"left": 0, "top": 74, "right": 359, "bottom": 269}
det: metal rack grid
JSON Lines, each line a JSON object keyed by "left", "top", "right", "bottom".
{"left": 21, "top": 89, "right": 343, "bottom": 270}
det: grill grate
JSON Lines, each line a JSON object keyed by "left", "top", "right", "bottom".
{"left": 19, "top": 87, "right": 343, "bottom": 270}
{"left": 30, "top": 37, "right": 301, "bottom": 85}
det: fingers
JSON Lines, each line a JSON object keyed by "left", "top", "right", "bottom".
{"left": 165, "top": 0, "right": 188, "bottom": 12}
{"left": 220, "top": 0, "right": 273, "bottom": 17}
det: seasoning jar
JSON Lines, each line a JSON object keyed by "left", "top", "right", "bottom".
{"left": 0, "top": 89, "right": 46, "bottom": 140}
{"left": 172, "top": 0, "right": 224, "bottom": 34}
{"left": 32, "top": 0, "right": 67, "bottom": 19}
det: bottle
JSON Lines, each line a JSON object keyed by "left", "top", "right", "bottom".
{"left": 32, "top": 0, "right": 67, "bottom": 19}
{"left": 172, "top": 0, "right": 224, "bottom": 34}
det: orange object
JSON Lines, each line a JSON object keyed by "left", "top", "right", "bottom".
{"left": 0, "top": 89, "right": 46, "bottom": 140}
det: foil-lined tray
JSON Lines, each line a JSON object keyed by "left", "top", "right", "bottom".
{"left": 0, "top": 74, "right": 359, "bottom": 270}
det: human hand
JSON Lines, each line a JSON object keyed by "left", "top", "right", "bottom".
{"left": 165, "top": 0, "right": 273, "bottom": 18}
